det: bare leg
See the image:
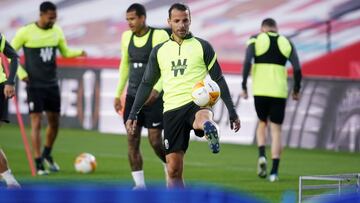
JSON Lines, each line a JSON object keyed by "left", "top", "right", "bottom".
{"left": 270, "top": 122, "right": 282, "bottom": 159}
{"left": 269, "top": 122, "right": 282, "bottom": 180}
{"left": 256, "top": 120, "right": 268, "bottom": 178}
{"left": 127, "top": 126, "right": 142, "bottom": 171}
{"left": 127, "top": 125, "right": 146, "bottom": 188}
{"left": 0, "top": 149, "right": 9, "bottom": 173}
{"left": 192, "top": 109, "right": 213, "bottom": 130}
{"left": 30, "top": 113, "right": 42, "bottom": 158}
{"left": 147, "top": 128, "right": 166, "bottom": 163}
{"left": 166, "top": 151, "right": 185, "bottom": 188}
{"left": 45, "top": 112, "right": 60, "bottom": 148}
{"left": 148, "top": 128, "right": 167, "bottom": 185}
{"left": 42, "top": 112, "right": 61, "bottom": 172}
{"left": 0, "top": 149, "right": 20, "bottom": 188}
{"left": 256, "top": 120, "right": 267, "bottom": 147}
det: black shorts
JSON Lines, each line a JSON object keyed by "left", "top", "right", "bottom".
{"left": 0, "top": 83, "right": 9, "bottom": 123}
{"left": 254, "top": 96, "right": 286, "bottom": 124}
{"left": 123, "top": 94, "right": 163, "bottom": 129}
{"left": 163, "top": 102, "right": 203, "bottom": 154}
{"left": 26, "top": 85, "right": 61, "bottom": 113}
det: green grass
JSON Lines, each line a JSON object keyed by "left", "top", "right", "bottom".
{"left": 1, "top": 124, "right": 360, "bottom": 202}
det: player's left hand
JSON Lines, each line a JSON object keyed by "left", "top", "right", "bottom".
{"left": 292, "top": 91, "right": 300, "bottom": 101}
{"left": 4, "top": 84, "right": 15, "bottom": 98}
{"left": 230, "top": 118, "right": 241, "bottom": 132}
{"left": 144, "top": 89, "right": 159, "bottom": 106}
{"left": 81, "top": 50, "right": 87, "bottom": 57}
{"left": 125, "top": 119, "right": 137, "bottom": 135}
{"left": 241, "top": 89, "right": 248, "bottom": 99}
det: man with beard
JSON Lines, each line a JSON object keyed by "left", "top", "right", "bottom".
{"left": 126, "top": 3, "right": 241, "bottom": 188}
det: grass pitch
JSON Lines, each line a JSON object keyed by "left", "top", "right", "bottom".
{"left": 1, "top": 124, "right": 359, "bottom": 202}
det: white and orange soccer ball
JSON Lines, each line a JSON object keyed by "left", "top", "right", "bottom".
{"left": 191, "top": 79, "right": 221, "bottom": 107}
{"left": 74, "top": 153, "right": 97, "bottom": 173}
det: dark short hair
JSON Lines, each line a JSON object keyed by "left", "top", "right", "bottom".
{"left": 168, "top": 3, "right": 190, "bottom": 18}
{"left": 40, "top": 1, "right": 56, "bottom": 12}
{"left": 127, "top": 3, "right": 146, "bottom": 17}
{"left": 261, "top": 18, "right": 277, "bottom": 27}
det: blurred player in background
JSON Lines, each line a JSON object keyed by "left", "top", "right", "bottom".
{"left": 0, "top": 33, "right": 21, "bottom": 188}
{"left": 113, "top": 3, "right": 169, "bottom": 189}
{"left": 126, "top": 3, "right": 240, "bottom": 188}
{"left": 11, "top": 1, "right": 86, "bottom": 175}
{"left": 241, "top": 18, "right": 302, "bottom": 182}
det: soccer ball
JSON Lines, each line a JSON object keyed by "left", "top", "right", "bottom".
{"left": 191, "top": 79, "right": 221, "bottom": 107}
{"left": 74, "top": 153, "right": 97, "bottom": 173}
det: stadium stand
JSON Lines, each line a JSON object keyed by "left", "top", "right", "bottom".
{"left": 0, "top": 0, "right": 359, "bottom": 73}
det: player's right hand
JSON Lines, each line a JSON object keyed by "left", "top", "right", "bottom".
{"left": 292, "top": 91, "right": 300, "bottom": 101}
{"left": 241, "top": 89, "right": 248, "bottom": 99}
{"left": 114, "top": 97, "right": 122, "bottom": 114}
{"left": 230, "top": 117, "right": 241, "bottom": 132}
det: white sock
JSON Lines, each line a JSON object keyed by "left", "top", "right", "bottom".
{"left": 131, "top": 170, "right": 146, "bottom": 188}
{"left": 162, "top": 162, "right": 169, "bottom": 186}
{"left": 1, "top": 170, "right": 20, "bottom": 187}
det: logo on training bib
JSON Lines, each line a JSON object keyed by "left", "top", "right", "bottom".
{"left": 133, "top": 62, "right": 143, "bottom": 69}
{"left": 40, "top": 47, "right": 53, "bottom": 62}
{"left": 164, "top": 139, "right": 169, "bottom": 150}
{"left": 29, "top": 102, "right": 34, "bottom": 111}
{"left": 171, "top": 59, "right": 187, "bottom": 77}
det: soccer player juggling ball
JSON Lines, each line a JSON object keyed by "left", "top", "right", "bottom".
{"left": 126, "top": 3, "right": 241, "bottom": 188}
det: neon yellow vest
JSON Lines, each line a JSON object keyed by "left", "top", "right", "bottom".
{"left": 250, "top": 32, "right": 292, "bottom": 98}
{"left": 156, "top": 36, "right": 215, "bottom": 112}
